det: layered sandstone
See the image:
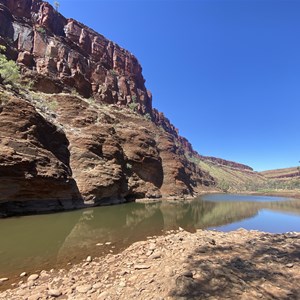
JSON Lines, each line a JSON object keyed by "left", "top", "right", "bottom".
{"left": 0, "top": 0, "right": 217, "bottom": 215}
{"left": 0, "top": 85, "right": 215, "bottom": 215}
{"left": 0, "top": 0, "right": 151, "bottom": 113}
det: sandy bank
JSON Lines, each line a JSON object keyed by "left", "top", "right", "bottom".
{"left": 0, "top": 229, "right": 299, "bottom": 300}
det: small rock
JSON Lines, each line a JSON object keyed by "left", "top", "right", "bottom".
{"left": 119, "top": 281, "right": 126, "bottom": 287}
{"left": 48, "top": 289, "right": 62, "bottom": 297}
{"left": 96, "top": 243, "right": 104, "bottom": 246}
{"left": 98, "top": 291, "right": 109, "bottom": 299}
{"left": 149, "top": 243, "right": 156, "bottom": 250}
{"left": 27, "top": 274, "right": 39, "bottom": 281}
{"left": 20, "top": 272, "right": 27, "bottom": 277}
{"left": 28, "top": 294, "right": 42, "bottom": 300}
{"left": 76, "top": 284, "right": 92, "bottom": 293}
{"left": 182, "top": 271, "right": 193, "bottom": 278}
{"left": 179, "top": 227, "right": 184, "bottom": 231}
{"left": 86, "top": 256, "right": 92, "bottom": 262}
{"left": 0, "top": 278, "right": 9, "bottom": 282}
{"left": 210, "top": 239, "right": 216, "bottom": 245}
{"left": 134, "top": 264, "right": 151, "bottom": 270}
{"left": 149, "top": 252, "right": 161, "bottom": 259}
{"left": 105, "top": 242, "right": 112, "bottom": 245}
{"left": 92, "top": 282, "right": 102, "bottom": 289}
{"left": 286, "top": 263, "right": 294, "bottom": 268}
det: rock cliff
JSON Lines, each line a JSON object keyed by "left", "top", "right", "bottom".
{"left": 0, "top": 0, "right": 216, "bottom": 216}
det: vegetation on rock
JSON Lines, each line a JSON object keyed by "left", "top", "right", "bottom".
{"left": 0, "top": 46, "right": 20, "bottom": 85}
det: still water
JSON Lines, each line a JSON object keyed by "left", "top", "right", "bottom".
{"left": 0, "top": 194, "right": 299, "bottom": 281}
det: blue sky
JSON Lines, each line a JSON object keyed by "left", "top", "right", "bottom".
{"left": 58, "top": 0, "right": 300, "bottom": 171}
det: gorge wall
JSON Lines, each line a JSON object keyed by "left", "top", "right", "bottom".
{"left": 0, "top": 0, "right": 216, "bottom": 216}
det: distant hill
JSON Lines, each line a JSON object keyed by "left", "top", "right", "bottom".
{"left": 260, "top": 167, "right": 300, "bottom": 179}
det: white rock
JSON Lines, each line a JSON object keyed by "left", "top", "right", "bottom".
{"left": 149, "top": 252, "right": 161, "bottom": 259}
{"left": 86, "top": 256, "right": 92, "bottom": 262}
{"left": 98, "top": 291, "right": 109, "bottom": 299}
{"left": 20, "top": 272, "right": 27, "bottom": 277}
{"left": 48, "top": 289, "right": 62, "bottom": 297}
{"left": 92, "top": 282, "right": 102, "bottom": 289}
{"left": 28, "top": 294, "right": 42, "bottom": 300}
{"left": 27, "top": 274, "right": 39, "bottom": 281}
{"left": 76, "top": 284, "right": 92, "bottom": 293}
{"left": 149, "top": 243, "right": 156, "bottom": 250}
{"left": 105, "top": 242, "right": 112, "bottom": 245}
{"left": 0, "top": 278, "right": 9, "bottom": 282}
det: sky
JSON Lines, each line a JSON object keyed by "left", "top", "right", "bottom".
{"left": 57, "top": 0, "right": 300, "bottom": 171}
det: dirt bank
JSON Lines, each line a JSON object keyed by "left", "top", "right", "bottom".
{"left": 0, "top": 229, "right": 299, "bottom": 300}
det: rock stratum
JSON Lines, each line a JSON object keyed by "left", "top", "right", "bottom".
{"left": 0, "top": 0, "right": 218, "bottom": 216}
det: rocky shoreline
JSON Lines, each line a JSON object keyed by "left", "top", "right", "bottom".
{"left": 0, "top": 228, "right": 299, "bottom": 300}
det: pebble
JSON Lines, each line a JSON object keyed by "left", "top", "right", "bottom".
{"left": 98, "top": 291, "right": 109, "bottom": 299}
{"left": 76, "top": 284, "right": 92, "bottom": 293}
{"left": 134, "top": 264, "right": 151, "bottom": 270}
{"left": 149, "top": 243, "right": 156, "bottom": 250}
{"left": 48, "top": 289, "right": 62, "bottom": 297}
{"left": 92, "top": 282, "right": 102, "bottom": 289}
{"left": 0, "top": 278, "right": 9, "bottom": 282}
{"left": 149, "top": 252, "right": 161, "bottom": 259}
{"left": 27, "top": 274, "right": 39, "bottom": 281}
{"left": 119, "top": 281, "right": 126, "bottom": 287}
{"left": 28, "top": 293, "right": 42, "bottom": 300}
{"left": 20, "top": 272, "right": 27, "bottom": 277}
{"left": 182, "top": 271, "right": 193, "bottom": 278}
{"left": 0, "top": 230, "right": 299, "bottom": 300}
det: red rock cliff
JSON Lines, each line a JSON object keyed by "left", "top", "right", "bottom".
{"left": 0, "top": 0, "right": 216, "bottom": 216}
{"left": 0, "top": 0, "right": 151, "bottom": 113}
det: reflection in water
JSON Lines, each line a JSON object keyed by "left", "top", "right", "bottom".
{"left": 0, "top": 194, "right": 299, "bottom": 280}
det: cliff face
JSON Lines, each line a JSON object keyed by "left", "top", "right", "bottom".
{"left": 0, "top": 0, "right": 151, "bottom": 112}
{"left": 0, "top": 0, "right": 215, "bottom": 215}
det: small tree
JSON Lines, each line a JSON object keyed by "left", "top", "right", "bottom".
{"left": 54, "top": 1, "right": 60, "bottom": 12}
{"left": 0, "top": 46, "right": 20, "bottom": 85}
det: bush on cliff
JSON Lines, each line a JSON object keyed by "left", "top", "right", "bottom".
{"left": 0, "top": 46, "right": 20, "bottom": 85}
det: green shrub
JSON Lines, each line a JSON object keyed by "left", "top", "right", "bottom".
{"left": 126, "top": 162, "right": 132, "bottom": 170}
{"left": 47, "top": 100, "right": 58, "bottom": 111}
{"left": 128, "top": 102, "right": 138, "bottom": 111}
{"left": 109, "top": 69, "right": 117, "bottom": 77}
{"left": 144, "top": 113, "right": 152, "bottom": 121}
{"left": 0, "top": 46, "right": 20, "bottom": 85}
{"left": 36, "top": 27, "right": 46, "bottom": 35}
{"left": 218, "top": 180, "right": 230, "bottom": 192}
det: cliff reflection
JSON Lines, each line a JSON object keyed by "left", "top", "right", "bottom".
{"left": 0, "top": 195, "right": 299, "bottom": 281}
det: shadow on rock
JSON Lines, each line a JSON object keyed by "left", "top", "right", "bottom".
{"left": 169, "top": 232, "right": 300, "bottom": 300}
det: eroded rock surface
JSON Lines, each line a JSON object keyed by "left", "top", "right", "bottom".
{"left": 0, "top": 87, "right": 215, "bottom": 214}
{"left": 0, "top": 0, "right": 215, "bottom": 214}
{"left": 0, "top": 94, "right": 82, "bottom": 215}
{"left": 0, "top": 0, "right": 151, "bottom": 113}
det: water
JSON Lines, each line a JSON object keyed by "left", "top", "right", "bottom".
{"left": 0, "top": 194, "right": 299, "bottom": 284}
